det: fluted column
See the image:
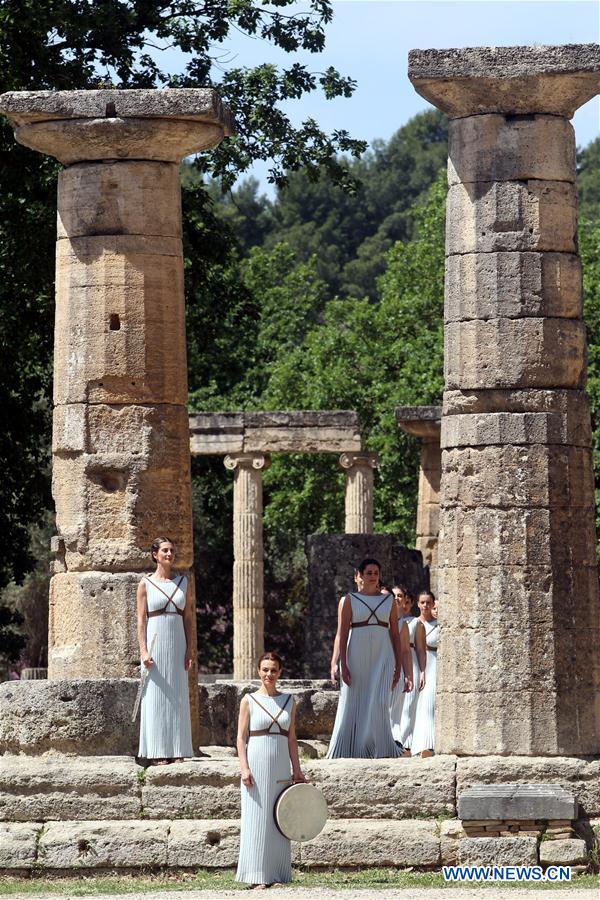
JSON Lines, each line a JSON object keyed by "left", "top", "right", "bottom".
{"left": 339, "top": 452, "right": 378, "bottom": 533}
{"left": 224, "top": 453, "right": 270, "bottom": 679}
{"left": 0, "top": 87, "right": 232, "bottom": 744}
{"left": 410, "top": 44, "right": 600, "bottom": 755}
{"left": 396, "top": 407, "right": 442, "bottom": 593}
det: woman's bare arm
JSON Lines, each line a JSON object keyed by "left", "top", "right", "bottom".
{"left": 415, "top": 620, "right": 427, "bottom": 689}
{"left": 330, "top": 597, "right": 344, "bottom": 683}
{"left": 399, "top": 620, "right": 413, "bottom": 693}
{"left": 183, "top": 578, "right": 194, "bottom": 671}
{"left": 339, "top": 595, "right": 353, "bottom": 686}
{"left": 136, "top": 581, "right": 152, "bottom": 669}
{"left": 236, "top": 696, "right": 253, "bottom": 787}
{"left": 388, "top": 600, "right": 403, "bottom": 690}
{"left": 287, "top": 701, "right": 307, "bottom": 783}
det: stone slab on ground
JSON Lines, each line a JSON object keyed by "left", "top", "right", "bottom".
{"left": 539, "top": 838, "right": 588, "bottom": 865}
{"left": 38, "top": 820, "right": 169, "bottom": 869}
{"left": 458, "top": 836, "right": 538, "bottom": 866}
{"left": 458, "top": 783, "right": 576, "bottom": 822}
{"left": 296, "top": 819, "right": 440, "bottom": 868}
{"left": 167, "top": 820, "right": 239, "bottom": 868}
{"left": 0, "top": 822, "right": 40, "bottom": 868}
{"left": 0, "top": 756, "right": 141, "bottom": 821}
{"left": 456, "top": 756, "right": 600, "bottom": 817}
{"left": 142, "top": 761, "right": 240, "bottom": 819}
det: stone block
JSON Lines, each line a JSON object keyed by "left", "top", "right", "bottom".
{"left": 456, "top": 757, "right": 600, "bottom": 818}
{"left": 441, "top": 445, "right": 595, "bottom": 509}
{"left": 306, "top": 756, "right": 456, "bottom": 819}
{"left": 142, "top": 760, "right": 241, "bottom": 819}
{"left": 442, "top": 409, "right": 591, "bottom": 450}
{"left": 439, "top": 506, "right": 598, "bottom": 568}
{"left": 440, "top": 819, "right": 466, "bottom": 864}
{"left": 298, "top": 819, "right": 440, "bottom": 868}
{"left": 408, "top": 44, "right": 600, "bottom": 118}
{"left": 539, "top": 838, "right": 587, "bottom": 865}
{"left": 58, "top": 162, "right": 181, "bottom": 239}
{"left": 0, "top": 757, "right": 141, "bottom": 821}
{"left": 445, "top": 252, "right": 581, "bottom": 323}
{"left": 52, "top": 405, "right": 193, "bottom": 571}
{"left": 243, "top": 426, "right": 362, "bottom": 453}
{"left": 444, "top": 318, "right": 586, "bottom": 390}
{"left": 446, "top": 180, "right": 577, "bottom": 256}
{"left": 448, "top": 114, "right": 575, "bottom": 185}
{"left": 54, "top": 236, "right": 186, "bottom": 406}
{"left": 49, "top": 573, "right": 141, "bottom": 678}
{"left": 458, "top": 836, "right": 538, "bottom": 866}
{"left": 442, "top": 386, "right": 592, "bottom": 423}
{"left": 167, "top": 820, "right": 239, "bottom": 868}
{"left": 0, "top": 679, "right": 138, "bottom": 755}
{"left": 38, "top": 820, "right": 168, "bottom": 869}
{"left": 458, "top": 784, "right": 576, "bottom": 822}
{"left": 0, "top": 823, "right": 40, "bottom": 868}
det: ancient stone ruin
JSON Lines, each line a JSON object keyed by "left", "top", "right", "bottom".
{"left": 409, "top": 43, "right": 600, "bottom": 757}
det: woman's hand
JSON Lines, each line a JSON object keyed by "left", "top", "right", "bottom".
{"left": 184, "top": 651, "right": 193, "bottom": 672}
{"left": 293, "top": 771, "right": 308, "bottom": 783}
{"left": 419, "top": 671, "right": 426, "bottom": 691}
{"left": 330, "top": 661, "right": 338, "bottom": 684}
{"left": 142, "top": 655, "right": 154, "bottom": 669}
{"left": 241, "top": 768, "right": 254, "bottom": 787}
{"left": 341, "top": 663, "right": 352, "bottom": 686}
{"left": 392, "top": 666, "right": 402, "bottom": 690}
{"left": 403, "top": 676, "right": 413, "bottom": 693}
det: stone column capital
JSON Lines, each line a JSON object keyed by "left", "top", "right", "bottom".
{"left": 339, "top": 451, "right": 379, "bottom": 471}
{"left": 224, "top": 453, "right": 271, "bottom": 472}
{"left": 408, "top": 44, "right": 600, "bottom": 117}
{"left": 0, "top": 88, "right": 234, "bottom": 164}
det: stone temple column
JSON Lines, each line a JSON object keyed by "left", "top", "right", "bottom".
{"left": 409, "top": 45, "right": 600, "bottom": 755}
{"left": 0, "top": 91, "right": 232, "bottom": 740}
{"left": 339, "top": 452, "right": 378, "bottom": 534}
{"left": 224, "top": 453, "right": 270, "bottom": 679}
{"left": 396, "top": 407, "right": 442, "bottom": 594}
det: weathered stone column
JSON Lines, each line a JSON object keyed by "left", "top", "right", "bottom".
{"left": 339, "top": 452, "right": 378, "bottom": 534}
{"left": 224, "top": 453, "right": 270, "bottom": 679}
{"left": 0, "top": 90, "right": 231, "bottom": 743}
{"left": 396, "top": 407, "right": 442, "bottom": 593}
{"left": 409, "top": 45, "right": 600, "bottom": 755}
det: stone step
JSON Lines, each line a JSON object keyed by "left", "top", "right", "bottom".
{"left": 0, "top": 755, "right": 456, "bottom": 822}
{"left": 0, "top": 818, "right": 442, "bottom": 871}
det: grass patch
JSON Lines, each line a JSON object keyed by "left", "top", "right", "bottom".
{"left": 0, "top": 869, "right": 599, "bottom": 895}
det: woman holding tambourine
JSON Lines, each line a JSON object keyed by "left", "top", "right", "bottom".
{"left": 235, "top": 651, "right": 307, "bottom": 889}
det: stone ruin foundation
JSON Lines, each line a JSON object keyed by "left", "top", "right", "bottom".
{"left": 1, "top": 44, "right": 600, "bottom": 875}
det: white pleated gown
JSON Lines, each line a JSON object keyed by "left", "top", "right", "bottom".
{"left": 411, "top": 619, "right": 439, "bottom": 755}
{"left": 236, "top": 692, "right": 293, "bottom": 886}
{"left": 138, "top": 576, "right": 193, "bottom": 759}
{"left": 390, "top": 614, "right": 415, "bottom": 743}
{"left": 397, "top": 616, "right": 421, "bottom": 749}
{"left": 326, "top": 592, "right": 401, "bottom": 759}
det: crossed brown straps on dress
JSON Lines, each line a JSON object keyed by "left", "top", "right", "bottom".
{"left": 248, "top": 693, "right": 291, "bottom": 737}
{"left": 349, "top": 592, "right": 391, "bottom": 629}
{"left": 145, "top": 575, "right": 185, "bottom": 618}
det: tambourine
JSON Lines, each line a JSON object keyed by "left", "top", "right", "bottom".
{"left": 273, "top": 782, "right": 328, "bottom": 842}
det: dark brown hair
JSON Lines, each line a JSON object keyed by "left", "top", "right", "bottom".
{"left": 258, "top": 651, "right": 283, "bottom": 670}
{"left": 151, "top": 536, "right": 175, "bottom": 563}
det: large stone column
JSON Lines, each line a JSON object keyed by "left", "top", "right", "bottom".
{"left": 339, "top": 452, "right": 378, "bottom": 534}
{"left": 396, "top": 407, "right": 442, "bottom": 593}
{"left": 0, "top": 90, "right": 231, "bottom": 734}
{"left": 224, "top": 453, "right": 270, "bottom": 679}
{"left": 409, "top": 45, "right": 600, "bottom": 755}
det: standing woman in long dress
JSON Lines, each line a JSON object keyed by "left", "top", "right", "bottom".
{"left": 137, "top": 537, "right": 194, "bottom": 763}
{"left": 390, "top": 585, "right": 424, "bottom": 747}
{"left": 236, "top": 652, "right": 307, "bottom": 890}
{"left": 411, "top": 591, "right": 439, "bottom": 758}
{"left": 326, "top": 558, "right": 411, "bottom": 759}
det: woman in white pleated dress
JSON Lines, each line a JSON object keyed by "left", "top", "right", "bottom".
{"left": 411, "top": 591, "right": 439, "bottom": 758}
{"left": 326, "top": 558, "right": 410, "bottom": 759}
{"left": 390, "top": 585, "right": 425, "bottom": 748}
{"left": 236, "top": 652, "right": 307, "bottom": 890}
{"left": 136, "top": 537, "right": 194, "bottom": 763}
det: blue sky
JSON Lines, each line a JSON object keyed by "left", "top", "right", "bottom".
{"left": 163, "top": 0, "right": 600, "bottom": 192}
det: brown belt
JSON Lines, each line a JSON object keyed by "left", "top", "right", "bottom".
{"left": 427, "top": 646, "right": 437, "bottom": 652}
{"left": 147, "top": 608, "right": 183, "bottom": 618}
{"left": 249, "top": 728, "right": 290, "bottom": 737}
{"left": 351, "top": 621, "right": 388, "bottom": 629}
